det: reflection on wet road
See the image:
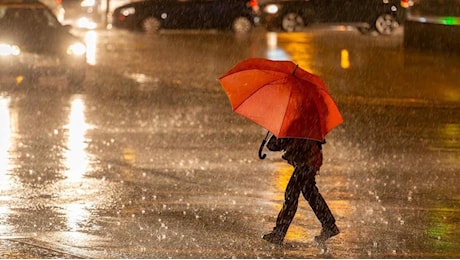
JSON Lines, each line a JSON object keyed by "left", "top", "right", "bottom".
{"left": 0, "top": 27, "right": 459, "bottom": 258}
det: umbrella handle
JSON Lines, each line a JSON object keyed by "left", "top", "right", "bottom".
{"left": 258, "top": 139, "right": 267, "bottom": 160}
{"left": 258, "top": 131, "right": 270, "bottom": 160}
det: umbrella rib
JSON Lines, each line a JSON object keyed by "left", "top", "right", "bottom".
{"left": 278, "top": 79, "right": 293, "bottom": 136}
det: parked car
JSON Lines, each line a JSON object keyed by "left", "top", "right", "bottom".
{"left": 75, "top": 0, "right": 135, "bottom": 28}
{"left": 0, "top": 0, "right": 87, "bottom": 89}
{"left": 403, "top": 0, "right": 460, "bottom": 52}
{"left": 259, "top": 0, "right": 405, "bottom": 35}
{"left": 112, "top": 0, "right": 260, "bottom": 33}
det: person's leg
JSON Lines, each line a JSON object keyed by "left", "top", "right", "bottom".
{"left": 263, "top": 167, "right": 304, "bottom": 244}
{"left": 301, "top": 167, "right": 339, "bottom": 242}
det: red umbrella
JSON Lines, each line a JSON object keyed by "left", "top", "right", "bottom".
{"left": 219, "top": 58, "right": 343, "bottom": 157}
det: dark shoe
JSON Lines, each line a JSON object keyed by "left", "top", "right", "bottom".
{"left": 314, "top": 225, "right": 340, "bottom": 244}
{"left": 262, "top": 231, "right": 284, "bottom": 245}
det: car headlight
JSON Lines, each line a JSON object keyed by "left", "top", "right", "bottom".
{"left": 263, "top": 4, "right": 279, "bottom": 14}
{"left": 67, "top": 42, "right": 86, "bottom": 56}
{"left": 120, "top": 7, "right": 135, "bottom": 16}
{"left": 81, "top": 0, "right": 96, "bottom": 7}
{"left": 0, "top": 43, "right": 20, "bottom": 56}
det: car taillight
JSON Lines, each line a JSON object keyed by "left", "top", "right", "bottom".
{"left": 400, "top": 0, "right": 412, "bottom": 8}
{"left": 248, "top": 0, "right": 259, "bottom": 12}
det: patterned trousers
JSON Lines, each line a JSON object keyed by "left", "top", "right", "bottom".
{"left": 273, "top": 165, "right": 336, "bottom": 236}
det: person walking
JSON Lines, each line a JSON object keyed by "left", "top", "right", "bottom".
{"left": 262, "top": 135, "right": 339, "bottom": 245}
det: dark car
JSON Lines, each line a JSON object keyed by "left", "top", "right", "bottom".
{"left": 259, "top": 0, "right": 405, "bottom": 35}
{"left": 0, "top": 0, "right": 87, "bottom": 89}
{"left": 403, "top": 0, "right": 460, "bottom": 52}
{"left": 112, "top": 0, "right": 260, "bottom": 33}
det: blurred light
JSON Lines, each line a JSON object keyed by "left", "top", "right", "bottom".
{"left": 400, "top": 0, "right": 413, "bottom": 8}
{"left": 266, "top": 32, "right": 277, "bottom": 48}
{"left": 265, "top": 32, "right": 291, "bottom": 60}
{"left": 63, "top": 97, "right": 92, "bottom": 182}
{"left": 120, "top": 7, "right": 135, "bottom": 16}
{"left": 341, "top": 49, "right": 350, "bottom": 69}
{"left": 67, "top": 42, "right": 87, "bottom": 56}
{"left": 0, "top": 43, "right": 20, "bottom": 56}
{"left": 264, "top": 4, "right": 279, "bottom": 14}
{"left": 80, "top": 0, "right": 95, "bottom": 7}
{"left": 438, "top": 16, "right": 460, "bottom": 25}
{"left": 77, "top": 17, "right": 98, "bottom": 29}
{"left": 337, "top": 25, "right": 348, "bottom": 31}
{"left": 84, "top": 30, "right": 97, "bottom": 65}
{"left": 0, "top": 97, "right": 12, "bottom": 189}
{"left": 15, "top": 76, "right": 24, "bottom": 84}
{"left": 122, "top": 147, "right": 136, "bottom": 164}
{"left": 65, "top": 203, "right": 90, "bottom": 231}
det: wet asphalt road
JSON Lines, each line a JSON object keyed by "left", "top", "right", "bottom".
{"left": 0, "top": 26, "right": 459, "bottom": 258}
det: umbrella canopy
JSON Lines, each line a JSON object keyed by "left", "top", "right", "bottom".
{"left": 219, "top": 58, "right": 343, "bottom": 141}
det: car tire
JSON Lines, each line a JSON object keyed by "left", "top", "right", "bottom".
{"left": 374, "top": 14, "right": 399, "bottom": 35}
{"left": 281, "top": 12, "right": 304, "bottom": 32}
{"left": 141, "top": 17, "right": 161, "bottom": 33}
{"left": 232, "top": 16, "right": 252, "bottom": 33}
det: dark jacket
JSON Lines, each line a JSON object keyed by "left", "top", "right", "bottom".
{"left": 267, "top": 136, "right": 323, "bottom": 171}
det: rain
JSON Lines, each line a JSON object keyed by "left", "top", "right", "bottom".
{"left": 0, "top": 0, "right": 459, "bottom": 258}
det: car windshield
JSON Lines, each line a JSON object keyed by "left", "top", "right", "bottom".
{"left": 0, "top": 5, "right": 61, "bottom": 29}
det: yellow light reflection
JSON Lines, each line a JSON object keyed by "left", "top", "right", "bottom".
{"left": 63, "top": 97, "right": 91, "bottom": 182}
{"left": 84, "top": 30, "right": 97, "bottom": 66}
{"left": 430, "top": 123, "right": 460, "bottom": 156}
{"left": 341, "top": 49, "right": 351, "bottom": 69}
{"left": 276, "top": 33, "right": 317, "bottom": 75}
{"left": 442, "top": 87, "right": 460, "bottom": 102}
{"left": 272, "top": 162, "right": 309, "bottom": 241}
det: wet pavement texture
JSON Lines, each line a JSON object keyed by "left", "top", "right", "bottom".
{"left": 0, "top": 27, "right": 459, "bottom": 258}
{"left": 0, "top": 237, "right": 81, "bottom": 258}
